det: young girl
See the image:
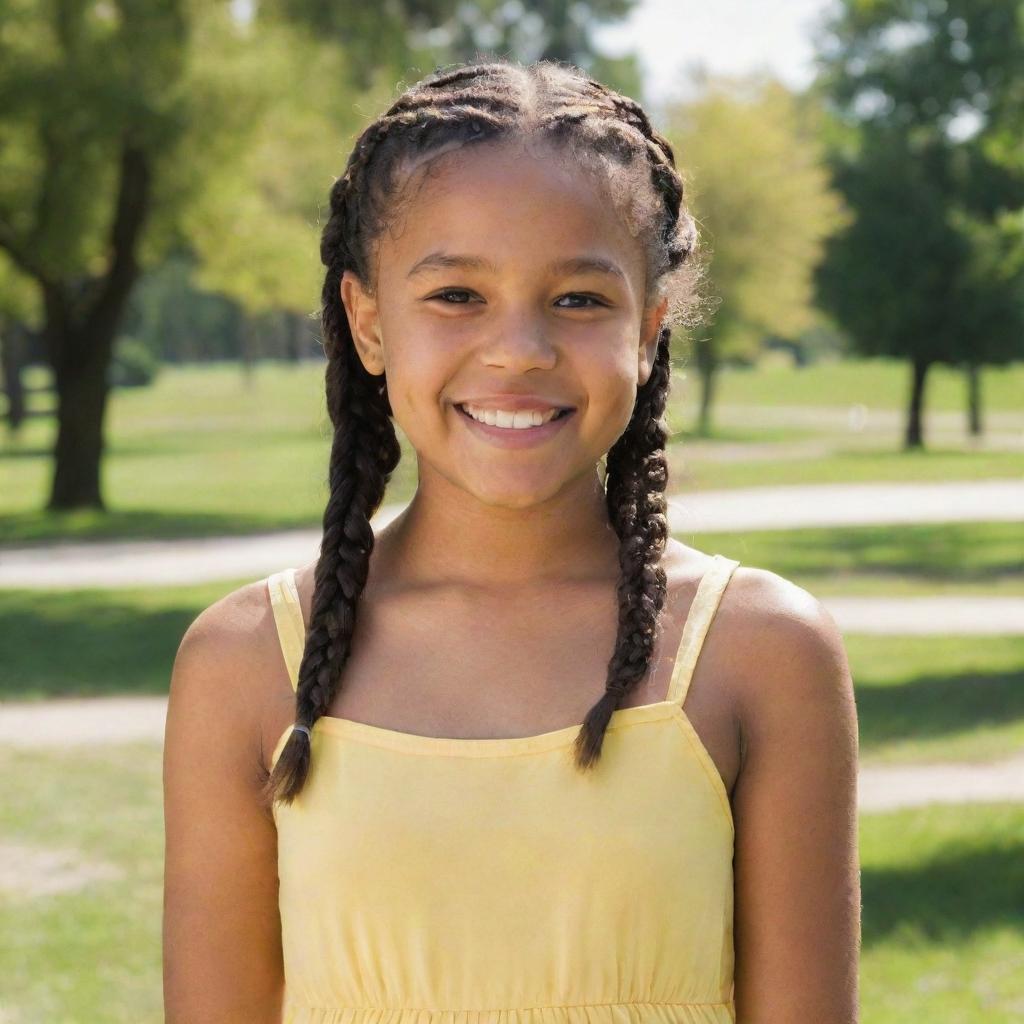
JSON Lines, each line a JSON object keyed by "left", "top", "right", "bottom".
{"left": 163, "top": 58, "right": 860, "bottom": 1024}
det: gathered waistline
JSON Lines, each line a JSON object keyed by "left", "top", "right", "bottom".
{"left": 297, "top": 999, "right": 734, "bottom": 1013}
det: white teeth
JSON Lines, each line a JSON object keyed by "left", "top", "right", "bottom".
{"left": 461, "top": 404, "right": 564, "bottom": 429}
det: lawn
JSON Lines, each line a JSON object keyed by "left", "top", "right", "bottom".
{"left": 3, "top": 358, "right": 1021, "bottom": 545}
{"left": 0, "top": 741, "right": 1021, "bottom": 1023}
{"left": 858, "top": 801, "right": 1024, "bottom": 1023}
{"left": 697, "top": 520, "right": 1024, "bottom": 597}
{"left": 682, "top": 355, "right": 1024, "bottom": 415}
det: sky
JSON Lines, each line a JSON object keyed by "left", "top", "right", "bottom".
{"left": 593, "top": 0, "right": 839, "bottom": 106}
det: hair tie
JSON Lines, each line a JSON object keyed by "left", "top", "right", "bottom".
{"left": 292, "top": 724, "right": 312, "bottom": 740}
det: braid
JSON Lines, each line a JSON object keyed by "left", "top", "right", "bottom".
{"left": 264, "top": 211, "right": 400, "bottom": 807}
{"left": 265, "top": 57, "right": 705, "bottom": 803}
{"left": 572, "top": 325, "right": 673, "bottom": 770}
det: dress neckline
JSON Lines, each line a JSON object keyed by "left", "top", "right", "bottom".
{"left": 272, "top": 697, "right": 681, "bottom": 762}
{"left": 269, "top": 699, "right": 735, "bottom": 835}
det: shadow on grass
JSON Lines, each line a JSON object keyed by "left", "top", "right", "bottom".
{"left": 694, "top": 521, "right": 1024, "bottom": 586}
{"left": 861, "top": 805, "right": 1024, "bottom": 947}
{"left": 855, "top": 665, "right": 1024, "bottom": 753}
{"left": 0, "top": 509, "right": 321, "bottom": 548}
{"left": 0, "top": 585, "right": 242, "bottom": 699}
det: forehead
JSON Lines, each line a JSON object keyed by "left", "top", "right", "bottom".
{"left": 375, "top": 138, "right": 646, "bottom": 282}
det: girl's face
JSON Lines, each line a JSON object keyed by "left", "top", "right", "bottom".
{"left": 341, "top": 139, "right": 668, "bottom": 511}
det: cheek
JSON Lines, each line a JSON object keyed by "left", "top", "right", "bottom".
{"left": 379, "top": 333, "right": 457, "bottom": 438}
{"left": 583, "top": 336, "right": 643, "bottom": 426}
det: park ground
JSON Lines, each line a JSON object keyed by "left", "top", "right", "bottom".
{"left": 0, "top": 358, "right": 1022, "bottom": 1023}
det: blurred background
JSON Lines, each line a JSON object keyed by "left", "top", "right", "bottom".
{"left": 0, "top": 0, "right": 1022, "bottom": 1020}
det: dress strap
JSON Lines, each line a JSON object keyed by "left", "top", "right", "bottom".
{"left": 267, "top": 568, "right": 305, "bottom": 693}
{"left": 664, "top": 554, "right": 741, "bottom": 709}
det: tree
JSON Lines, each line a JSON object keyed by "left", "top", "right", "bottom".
{"left": 0, "top": 1, "right": 196, "bottom": 508}
{"left": 264, "top": 0, "right": 644, "bottom": 97}
{"left": 662, "top": 74, "right": 849, "bottom": 434}
{"left": 810, "top": 0, "right": 1024, "bottom": 448}
{"left": 0, "top": 2, "right": 371, "bottom": 510}
{"left": 179, "top": 13, "right": 373, "bottom": 325}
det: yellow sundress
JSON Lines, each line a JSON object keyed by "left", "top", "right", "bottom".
{"left": 266, "top": 553, "right": 741, "bottom": 1024}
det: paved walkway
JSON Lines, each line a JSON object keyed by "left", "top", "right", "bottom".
{"left": 858, "top": 752, "right": 1024, "bottom": 811}
{"left": 822, "top": 596, "right": 1023, "bottom": 634}
{"left": 2, "top": 695, "right": 1020, "bottom": 813}
{"left": 2, "top": 479, "right": 1022, "bottom": 589}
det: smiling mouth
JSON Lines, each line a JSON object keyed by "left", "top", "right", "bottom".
{"left": 454, "top": 404, "right": 575, "bottom": 429}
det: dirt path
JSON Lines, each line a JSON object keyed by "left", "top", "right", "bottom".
{"left": 858, "top": 753, "right": 1024, "bottom": 811}
{"left": 2, "top": 479, "right": 1022, "bottom": 589}
{"left": 821, "top": 596, "right": 1024, "bottom": 634}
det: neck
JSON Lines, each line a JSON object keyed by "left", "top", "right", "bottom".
{"left": 370, "top": 465, "right": 623, "bottom": 590}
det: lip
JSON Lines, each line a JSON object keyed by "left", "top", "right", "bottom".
{"left": 454, "top": 395, "right": 575, "bottom": 413}
{"left": 452, "top": 402, "right": 576, "bottom": 448}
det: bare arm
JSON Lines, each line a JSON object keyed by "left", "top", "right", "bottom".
{"left": 163, "top": 591, "right": 285, "bottom": 1023}
{"left": 731, "top": 573, "right": 861, "bottom": 1022}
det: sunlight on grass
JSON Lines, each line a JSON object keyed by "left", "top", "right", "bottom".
{"left": 859, "top": 802, "right": 1024, "bottom": 1023}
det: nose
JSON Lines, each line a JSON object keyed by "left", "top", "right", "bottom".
{"left": 478, "top": 308, "right": 558, "bottom": 372}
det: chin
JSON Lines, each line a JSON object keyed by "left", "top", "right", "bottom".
{"left": 461, "top": 478, "right": 564, "bottom": 510}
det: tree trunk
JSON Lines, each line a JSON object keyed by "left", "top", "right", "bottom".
{"left": 41, "top": 142, "right": 152, "bottom": 510}
{"left": 1, "top": 320, "right": 27, "bottom": 432}
{"left": 285, "top": 310, "right": 304, "bottom": 362}
{"left": 695, "top": 339, "right": 718, "bottom": 437}
{"left": 966, "top": 361, "right": 982, "bottom": 437}
{"left": 47, "top": 339, "right": 112, "bottom": 510}
{"left": 904, "top": 356, "right": 929, "bottom": 450}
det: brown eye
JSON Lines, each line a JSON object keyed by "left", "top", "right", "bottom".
{"left": 555, "top": 293, "right": 606, "bottom": 309}
{"left": 426, "top": 290, "right": 607, "bottom": 308}
{"left": 429, "top": 289, "right": 477, "bottom": 304}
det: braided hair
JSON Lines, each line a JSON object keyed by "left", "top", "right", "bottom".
{"left": 265, "top": 58, "right": 709, "bottom": 806}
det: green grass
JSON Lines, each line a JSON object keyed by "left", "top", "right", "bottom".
{"left": 671, "top": 444, "right": 1024, "bottom": 491}
{"left": 859, "top": 802, "right": 1024, "bottom": 1023}
{"left": 846, "top": 635, "right": 1024, "bottom": 765}
{"left": 3, "top": 359, "right": 1021, "bottom": 545}
{"left": 0, "top": 743, "right": 164, "bottom": 1024}
{"left": 0, "top": 741, "right": 1021, "bottom": 1023}
{"left": 676, "top": 355, "right": 1024, "bottom": 414}
{"left": 1, "top": 361, "right": 399, "bottom": 544}
{"left": 0, "top": 583, "right": 202, "bottom": 699}
{"left": 693, "top": 521, "right": 1024, "bottom": 596}
{"left": 2, "top": 357, "right": 1019, "bottom": 1021}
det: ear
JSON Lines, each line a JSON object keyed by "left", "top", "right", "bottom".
{"left": 340, "top": 270, "right": 386, "bottom": 376}
{"left": 637, "top": 295, "right": 669, "bottom": 387}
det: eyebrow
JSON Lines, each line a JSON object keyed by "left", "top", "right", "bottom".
{"left": 406, "top": 251, "right": 627, "bottom": 281}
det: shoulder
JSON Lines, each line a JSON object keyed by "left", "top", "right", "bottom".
{"left": 171, "top": 577, "right": 278, "bottom": 697}
{"left": 167, "top": 576, "right": 287, "bottom": 772}
{"left": 726, "top": 561, "right": 849, "bottom": 677}
{"left": 721, "top": 563, "right": 855, "bottom": 756}
{"left": 665, "top": 540, "right": 846, "bottom": 669}
{"left": 663, "top": 541, "right": 855, "bottom": 765}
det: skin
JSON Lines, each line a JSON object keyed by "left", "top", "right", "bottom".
{"left": 163, "top": 139, "right": 861, "bottom": 1022}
